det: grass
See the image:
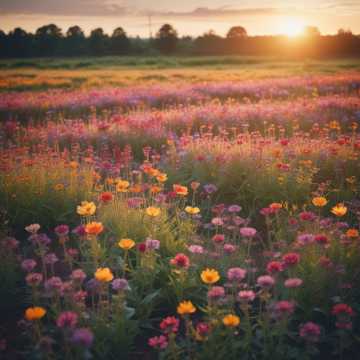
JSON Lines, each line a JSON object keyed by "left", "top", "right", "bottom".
{"left": 0, "top": 56, "right": 360, "bottom": 92}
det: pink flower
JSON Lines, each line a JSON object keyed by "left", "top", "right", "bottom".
{"left": 148, "top": 335, "right": 168, "bottom": 349}
{"left": 208, "top": 286, "right": 225, "bottom": 300}
{"left": 188, "top": 245, "right": 204, "bottom": 254}
{"left": 238, "top": 290, "right": 256, "bottom": 302}
{"left": 211, "top": 217, "right": 224, "bottom": 226}
{"left": 240, "top": 227, "right": 257, "bottom": 238}
{"left": 257, "top": 275, "right": 275, "bottom": 288}
{"left": 56, "top": 311, "right": 78, "bottom": 328}
{"left": 223, "top": 243, "right": 236, "bottom": 254}
{"left": 284, "top": 278, "right": 303, "bottom": 288}
{"left": 299, "top": 322, "right": 321, "bottom": 342}
{"left": 227, "top": 267, "right": 247, "bottom": 282}
{"left": 275, "top": 301, "right": 295, "bottom": 316}
{"left": 212, "top": 234, "right": 225, "bottom": 244}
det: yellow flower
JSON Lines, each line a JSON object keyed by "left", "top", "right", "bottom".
{"left": 94, "top": 267, "right": 114, "bottom": 282}
{"left": 312, "top": 197, "right": 328, "bottom": 207}
{"left": 146, "top": 206, "right": 161, "bottom": 217}
{"left": 156, "top": 173, "right": 168, "bottom": 183}
{"left": 173, "top": 184, "right": 188, "bottom": 196}
{"left": 201, "top": 268, "right": 220, "bottom": 284}
{"left": 185, "top": 206, "right": 200, "bottom": 215}
{"left": 331, "top": 204, "right": 347, "bottom": 217}
{"left": 116, "top": 180, "right": 130, "bottom": 193}
{"left": 25, "top": 306, "right": 46, "bottom": 321}
{"left": 77, "top": 201, "right": 96, "bottom": 216}
{"left": 346, "top": 229, "right": 359, "bottom": 238}
{"left": 85, "top": 222, "right": 104, "bottom": 236}
{"left": 118, "top": 238, "right": 135, "bottom": 250}
{"left": 177, "top": 300, "right": 196, "bottom": 315}
{"left": 222, "top": 314, "right": 240, "bottom": 327}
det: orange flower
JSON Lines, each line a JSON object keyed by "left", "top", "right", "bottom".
{"left": 85, "top": 222, "right": 104, "bottom": 236}
{"left": 25, "top": 306, "right": 46, "bottom": 321}
{"left": 177, "top": 300, "right": 196, "bottom": 315}
{"left": 173, "top": 184, "right": 188, "bottom": 196}
{"left": 129, "top": 184, "right": 142, "bottom": 193}
{"left": 150, "top": 185, "right": 162, "bottom": 194}
{"left": 331, "top": 204, "right": 347, "bottom": 217}
{"left": 201, "top": 268, "right": 220, "bottom": 284}
{"left": 118, "top": 238, "right": 135, "bottom": 250}
{"left": 312, "top": 197, "right": 327, "bottom": 207}
{"left": 156, "top": 173, "right": 168, "bottom": 183}
{"left": 269, "top": 202, "right": 282, "bottom": 210}
{"left": 222, "top": 314, "right": 240, "bottom": 327}
{"left": 116, "top": 180, "right": 130, "bottom": 193}
{"left": 346, "top": 229, "right": 359, "bottom": 238}
{"left": 94, "top": 267, "right": 114, "bottom": 282}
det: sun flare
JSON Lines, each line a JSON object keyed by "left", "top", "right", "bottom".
{"left": 281, "top": 19, "right": 305, "bottom": 37}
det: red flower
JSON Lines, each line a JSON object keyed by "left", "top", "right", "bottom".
{"left": 314, "top": 234, "right": 329, "bottom": 245}
{"left": 282, "top": 253, "right": 300, "bottom": 267}
{"left": 266, "top": 261, "right": 283, "bottom": 274}
{"left": 332, "top": 304, "right": 355, "bottom": 317}
{"left": 170, "top": 253, "right": 190, "bottom": 269}
{"left": 159, "top": 316, "right": 179, "bottom": 334}
{"left": 99, "top": 192, "right": 113, "bottom": 203}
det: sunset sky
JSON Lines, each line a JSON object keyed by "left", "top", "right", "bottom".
{"left": 0, "top": 0, "right": 359, "bottom": 37}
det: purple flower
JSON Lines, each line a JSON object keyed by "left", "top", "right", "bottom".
{"left": 112, "top": 278, "right": 130, "bottom": 291}
{"left": 71, "top": 328, "right": 94, "bottom": 348}
{"left": 297, "top": 233, "right": 315, "bottom": 246}
{"left": 44, "top": 276, "right": 63, "bottom": 294}
{"left": 29, "top": 233, "right": 51, "bottom": 246}
{"left": 204, "top": 184, "right": 218, "bottom": 194}
{"left": 44, "top": 253, "right": 59, "bottom": 265}
{"left": 21, "top": 259, "right": 37, "bottom": 272}
{"left": 72, "top": 225, "right": 86, "bottom": 237}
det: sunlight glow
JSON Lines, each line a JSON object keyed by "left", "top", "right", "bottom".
{"left": 280, "top": 19, "right": 305, "bottom": 37}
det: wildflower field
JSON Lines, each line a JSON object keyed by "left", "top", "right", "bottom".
{"left": 1, "top": 59, "right": 360, "bottom": 359}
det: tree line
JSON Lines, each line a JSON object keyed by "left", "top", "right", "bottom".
{"left": 0, "top": 23, "right": 359, "bottom": 58}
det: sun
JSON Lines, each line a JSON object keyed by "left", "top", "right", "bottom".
{"left": 281, "top": 19, "right": 305, "bottom": 37}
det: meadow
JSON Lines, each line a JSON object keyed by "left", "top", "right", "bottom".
{"left": 1, "top": 57, "right": 360, "bottom": 359}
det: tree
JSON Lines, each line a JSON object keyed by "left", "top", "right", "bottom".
{"left": 65, "top": 26, "right": 86, "bottom": 56}
{"left": 35, "top": 24, "right": 63, "bottom": 56}
{"left": 155, "top": 24, "right": 178, "bottom": 54}
{"left": 337, "top": 28, "right": 353, "bottom": 37}
{"left": 110, "top": 27, "right": 130, "bottom": 55}
{"left": 8, "top": 27, "right": 32, "bottom": 57}
{"left": 195, "top": 30, "right": 224, "bottom": 55}
{"left": 89, "top": 28, "right": 108, "bottom": 56}
{"left": 226, "top": 26, "right": 247, "bottom": 39}
{"left": 304, "top": 26, "right": 321, "bottom": 37}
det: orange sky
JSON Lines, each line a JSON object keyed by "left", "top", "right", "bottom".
{"left": 0, "top": 1, "right": 359, "bottom": 36}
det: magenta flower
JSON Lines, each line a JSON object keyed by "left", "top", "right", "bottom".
{"left": 148, "top": 335, "right": 168, "bottom": 349}
{"left": 56, "top": 311, "right": 78, "bottom": 329}
{"left": 299, "top": 322, "right": 321, "bottom": 342}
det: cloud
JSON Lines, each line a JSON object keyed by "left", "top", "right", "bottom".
{"left": 0, "top": 0, "right": 131, "bottom": 17}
